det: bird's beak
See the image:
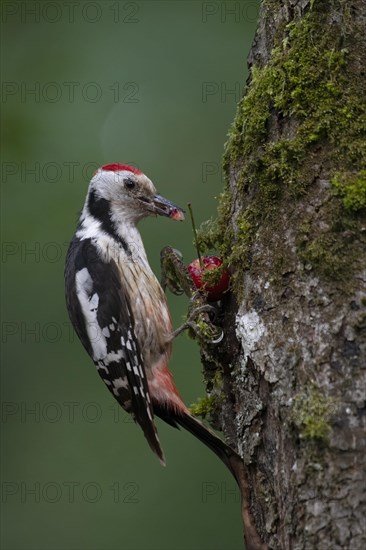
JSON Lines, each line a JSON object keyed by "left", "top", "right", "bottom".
{"left": 151, "top": 194, "right": 185, "bottom": 221}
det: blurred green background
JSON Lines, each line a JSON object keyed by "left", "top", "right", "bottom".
{"left": 1, "top": 1, "right": 258, "bottom": 549}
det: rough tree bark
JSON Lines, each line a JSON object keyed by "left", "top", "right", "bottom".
{"left": 197, "top": 1, "right": 366, "bottom": 549}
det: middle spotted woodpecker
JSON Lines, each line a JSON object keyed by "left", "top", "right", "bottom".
{"left": 64, "top": 163, "right": 242, "bottom": 479}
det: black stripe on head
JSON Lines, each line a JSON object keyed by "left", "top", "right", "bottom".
{"left": 88, "top": 190, "right": 130, "bottom": 255}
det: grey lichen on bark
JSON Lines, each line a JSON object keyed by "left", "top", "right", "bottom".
{"left": 196, "top": 1, "right": 366, "bottom": 548}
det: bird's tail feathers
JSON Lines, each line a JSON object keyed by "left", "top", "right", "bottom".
{"left": 172, "top": 411, "right": 242, "bottom": 484}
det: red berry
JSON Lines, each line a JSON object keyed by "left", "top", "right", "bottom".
{"left": 187, "top": 256, "right": 230, "bottom": 302}
{"left": 169, "top": 207, "right": 185, "bottom": 221}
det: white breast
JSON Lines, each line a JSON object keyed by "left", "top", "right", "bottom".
{"left": 96, "top": 227, "right": 173, "bottom": 368}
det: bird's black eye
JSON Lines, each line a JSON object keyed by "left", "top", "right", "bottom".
{"left": 124, "top": 178, "right": 136, "bottom": 190}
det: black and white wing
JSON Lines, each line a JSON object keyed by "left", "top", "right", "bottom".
{"left": 65, "top": 237, "right": 165, "bottom": 464}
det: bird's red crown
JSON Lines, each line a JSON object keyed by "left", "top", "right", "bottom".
{"left": 101, "top": 163, "right": 143, "bottom": 175}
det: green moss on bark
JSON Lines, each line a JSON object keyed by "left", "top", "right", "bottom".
{"left": 292, "top": 385, "right": 337, "bottom": 441}
{"left": 331, "top": 170, "right": 366, "bottom": 211}
{"left": 189, "top": 396, "right": 216, "bottom": 419}
{"left": 198, "top": 2, "right": 366, "bottom": 295}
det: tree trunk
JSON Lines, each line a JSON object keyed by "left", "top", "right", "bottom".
{"left": 198, "top": 1, "right": 366, "bottom": 548}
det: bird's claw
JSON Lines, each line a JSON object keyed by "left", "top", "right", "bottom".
{"left": 172, "top": 303, "right": 223, "bottom": 345}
